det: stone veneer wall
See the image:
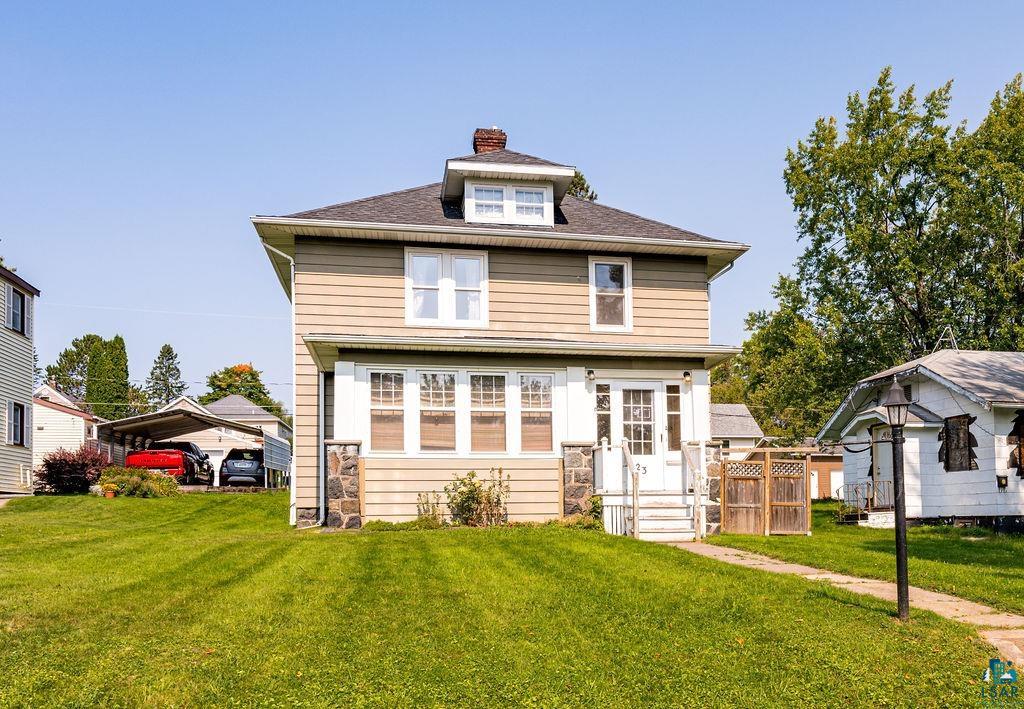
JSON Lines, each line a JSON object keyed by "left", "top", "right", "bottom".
{"left": 325, "top": 442, "right": 361, "bottom": 529}
{"left": 562, "top": 442, "right": 595, "bottom": 516}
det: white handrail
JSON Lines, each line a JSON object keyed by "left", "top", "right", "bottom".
{"left": 621, "top": 438, "right": 641, "bottom": 539}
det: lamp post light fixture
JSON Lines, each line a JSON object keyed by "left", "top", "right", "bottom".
{"left": 882, "top": 376, "right": 911, "bottom": 621}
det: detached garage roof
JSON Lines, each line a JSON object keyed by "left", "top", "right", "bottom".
{"left": 97, "top": 409, "right": 263, "bottom": 442}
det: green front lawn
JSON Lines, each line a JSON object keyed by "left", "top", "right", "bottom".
{"left": 0, "top": 494, "right": 995, "bottom": 706}
{"left": 713, "top": 501, "right": 1024, "bottom": 615}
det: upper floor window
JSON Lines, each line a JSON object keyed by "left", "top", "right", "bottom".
{"left": 474, "top": 187, "right": 504, "bottom": 218}
{"left": 589, "top": 256, "right": 632, "bottom": 332}
{"left": 464, "top": 181, "right": 553, "bottom": 226}
{"left": 4, "top": 284, "right": 29, "bottom": 336}
{"left": 6, "top": 401, "right": 26, "bottom": 446}
{"left": 406, "top": 248, "right": 488, "bottom": 327}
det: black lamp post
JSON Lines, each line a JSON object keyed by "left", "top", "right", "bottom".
{"left": 882, "top": 376, "right": 911, "bottom": 621}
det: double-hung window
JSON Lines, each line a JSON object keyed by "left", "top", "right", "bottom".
{"left": 515, "top": 188, "right": 545, "bottom": 222}
{"left": 589, "top": 256, "right": 632, "bottom": 331}
{"left": 370, "top": 372, "right": 404, "bottom": 451}
{"left": 520, "top": 374, "right": 553, "bottom": 452}
{"left": 8, "top": 402, "right": 25, "bottom": 446}
{"left": 420, "top": 372, "right": 456, "bottom": 451}
{"left": 474, "top": 186, "right": 504, "bottom": 218}
{"left": 406, "top": 249, "right": 487, "bottom": 327}
{"left": 470, "top": 374, "right": 506, "bottom": 452}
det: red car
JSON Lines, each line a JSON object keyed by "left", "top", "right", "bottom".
{"left": 125, "top": 443, "right": 212, "bottom": 484}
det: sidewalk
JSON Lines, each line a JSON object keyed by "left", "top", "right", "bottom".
{"left": 676, "top": 542, "right": 1024, "bottom": 664}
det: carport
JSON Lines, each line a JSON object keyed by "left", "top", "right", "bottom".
{"left": 96, "top": 409, "right": 291, "bottom": 488}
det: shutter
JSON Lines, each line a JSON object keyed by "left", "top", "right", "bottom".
{"left": 24, "top": 403, "right": 32, "bottom": 448}
{"left": 24, "top": 293, "right": 32, "bottom": 339}
{"left": 3, "top": 283, "right": 12, "bottom": 330}
{"left": 1, "top": 400, "right": 9, "bottom": 445}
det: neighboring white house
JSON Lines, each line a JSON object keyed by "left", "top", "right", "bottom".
{"left": 0, "top": 265, "right": 39, "bottom": 494}
{"left": 819, "top": 349, "right": 1024, "bottom": 524}
{"left": 32, "top": 385, "right": 103, "bottom": 469}
{"left": 202, "top": 394, "right": 292, "bottom": 440}
{"left": 709, "top": 403, "right": 763, "bottom": 453}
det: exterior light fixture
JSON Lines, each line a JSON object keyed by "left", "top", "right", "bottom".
{"left": 586, "top": 369, "right": 596, "bottom": 382}
{"left": 997, "top": 474, "right": 1009, "bottom": 490}
{"left": 683, "top": 371, "right": 692, "bottom": 384}
{"left": 882, "top": 375, "right": 911, "bottom": 621}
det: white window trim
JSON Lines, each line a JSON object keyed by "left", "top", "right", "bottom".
{"left": 519, "top": 372, "right": 555, "bottom": 453}
{"left": 588, "top": 255, "right": 633, "bottom": 332}
{"left": 368, "top": 369, "right": 407, "bottom": 453}
{"left": 355, "top": 365, "right": 560, "bottom": 457}
{"left": 405, "top": 247, "right": 489, "bottom": 328}
{"left": 463, "top": 179, "right": 554, "bottom": 227}
{"left": 469, "top": 371, "right": 508, "bottom": 454}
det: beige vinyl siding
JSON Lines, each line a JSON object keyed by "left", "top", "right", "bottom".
{"left": 293, "top": 240, "right": 709, "bottom": 344}
{"left": 293, "top": 345, "right": 320, "bottom": 508}
{"left": 362, "top": 456, "right": 560, "bottom": 522}
{"left": 31, "top": 404, "right": 87, "bottom": 470}
{"left": 0, "top": 282, "right": 34, "bottom": 492}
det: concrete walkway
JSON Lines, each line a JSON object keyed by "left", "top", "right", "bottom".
{"left": 677, "top": 542, "right": 1024, "bottom": 664}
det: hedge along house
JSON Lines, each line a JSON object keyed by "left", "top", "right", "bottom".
{"left": 254, "top": 128, "right": 748, "bottom": 536}
{"left": 819, "top": 349, "right": 1024, "bottom": 526}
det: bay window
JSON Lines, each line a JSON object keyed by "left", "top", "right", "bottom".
{"left": 406, "top": 248, "right": 487, "bottom": 327}
{"left": 520, "top": 374, "right": 553, "bottom": 452}
{"left": 589, "top": 256, "right": 632, "bottom": 331}
{"left": 419, "top": 372, "right": 456, "bottom": 451}
{"left": 370, "top": 372, "right": 404, "bottom": 451}
{"left": 470, "top": 374, "right": 506, "bottom": 452}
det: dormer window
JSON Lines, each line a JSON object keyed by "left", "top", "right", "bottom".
{"left": 473, "top": 187, "right": 504, "bottom": 218}
{"left": 515, "top": 189, "right": 544, "bottom": 219}
{"left": 463, "top": 180, "right": 554, "bottom": 226}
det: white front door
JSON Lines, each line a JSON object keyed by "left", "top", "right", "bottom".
{"left": 611, "top": 381, "right": 666, "bottom": 491}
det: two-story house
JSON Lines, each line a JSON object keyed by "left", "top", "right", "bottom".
{"left": 1, "top": 264, "right": 40, "bottom": 494}
{"left": 254, "top": 128, "right": 748, "bottom": 534}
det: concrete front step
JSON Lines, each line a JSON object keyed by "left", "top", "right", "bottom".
{"left": 639, "top": 528, "right": 697, "bottom": 543}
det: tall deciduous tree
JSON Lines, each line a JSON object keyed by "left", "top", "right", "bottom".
{"left": 45, "top": 333, "right": 104, "bottom": 401}
{"left": 199, "top": 363, "right": 284, "bottom": 418}
{"left": 145, "top": 344, "right": 187, "bottom": 408}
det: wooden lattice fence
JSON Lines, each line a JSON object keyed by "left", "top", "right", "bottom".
{"left": 720, "top": 450, "right": 813, "bottom": 535}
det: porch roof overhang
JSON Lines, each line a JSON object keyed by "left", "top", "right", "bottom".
{"left": 254, "top": 217, "right": 750, "bottom": 298}
{"left": 302, "top": 333, "right": 740, "bottom": 370}
{"left": 97, "top": 409, "right": 264, "bottom": 443}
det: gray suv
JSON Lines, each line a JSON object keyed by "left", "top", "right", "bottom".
{"left": 220, "top": 449, "right": 265, "bottom": 487}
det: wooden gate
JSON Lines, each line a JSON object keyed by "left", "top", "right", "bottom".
{"left": 721, "top": 451, "right": 812, "bottom": 535}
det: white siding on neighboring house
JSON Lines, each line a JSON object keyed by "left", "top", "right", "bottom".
{"left": 0, "top": 279, "right": 35, "bottom": 493}
{"left": 31, "top": 402, "right": 88, "bottom": 470}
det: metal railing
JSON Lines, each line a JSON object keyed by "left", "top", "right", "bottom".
{"left": 843, "top": 480, "right": 894, "bottom": 512}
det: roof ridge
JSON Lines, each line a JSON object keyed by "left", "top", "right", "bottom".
{"left": 447, "top": 148, "right": 570, "bottom": 167}
{"left": 284, "top": 183, "right": 441, "bottom": 218}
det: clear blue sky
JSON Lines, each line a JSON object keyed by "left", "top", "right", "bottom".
{"left": 3, "top": 1, "right": 1022, "bottom": 412}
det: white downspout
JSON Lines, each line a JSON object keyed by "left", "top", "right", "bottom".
{"left": 317, "top": 370, "right": 325, "bottom": 525}
{"left": 261, "top": 239, "right": 300, "bottom": 526}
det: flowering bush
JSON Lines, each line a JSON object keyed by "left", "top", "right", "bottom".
{"left": 34, "top": 445, "right": 110, "bottom": 494}
{"left": 443, "top": 469, "right": 509, "bottom": 527}
{"left": 98, "top": 467, "right": 179, "bottom": 498}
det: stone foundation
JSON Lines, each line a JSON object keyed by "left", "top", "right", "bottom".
{"left": 562, "top": 442, "right": 595, "bottom": 516}
{"left": 295, "top": 507, "right": 319, "bottom": 529}
{"left": 325, "top": 442, "right": 361, "bottom": 529}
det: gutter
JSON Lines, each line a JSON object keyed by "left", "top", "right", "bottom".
{"left": 261, "top": 238, "right": 304, "bottom": 526}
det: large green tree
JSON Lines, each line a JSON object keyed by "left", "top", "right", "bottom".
{"left": 719, "top": 69, "right": 1024, "bottom": 441}
{"left": 567, "top": 170, "right": 598, "bottom": 201}
{"left": 45, "top": 333, "right": 104, "bottom": 401}
{"left": 81, "top": 335, "right": 139, "bottom": 419}
{"left": 145, "top": 344, "right": 187, "bottom": 408}
{"left": 199, "top": 363, "right": 284, "bottom": 418}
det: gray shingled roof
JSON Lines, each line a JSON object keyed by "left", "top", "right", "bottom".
{"left": 205, "top": 394, "right": 280, "bottom": 420}
{"left": 447, "top": 149, "right": 571, "bottom": 168}
{"left": 283, "top": 183, "right": 727, "bottom": 244}
{"left": 862, "top": 349, "right": 1024, "bottom": 405}
{"left": 710, "top": 403, "right": 764, "bottom": 439}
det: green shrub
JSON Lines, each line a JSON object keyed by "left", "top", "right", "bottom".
{"left": 34, "top": 445, "right": 110, "bottom": 494}
{"left": 362, "top": 517, "right": 444, "bottom": 532}
{"left": 98, "top": 467, "right": 179, "bottom": 498}
{"left": 548, "top": 514, "right": 604, "bottom": 531}
{"left": 444, "top": 469, "right": 509, "bottom": 527}
{"left": 587, "top": 494, "right": 603, "bottom": 521}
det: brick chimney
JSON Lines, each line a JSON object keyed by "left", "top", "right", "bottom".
{"left": 473, "top": 126, "right": 507, "bottom": 154}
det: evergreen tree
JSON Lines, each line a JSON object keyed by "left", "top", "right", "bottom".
{"left": 83, "top": 336, "right": 132, "bottom": 419}
{"left": 145, "top": 344, "right": 186, "bottom": 408}
{"left": 199, "top": 363, "right": 284, "bottom": 418}
{"left": 567, "top": 170, "right": 598, "bottom": 201}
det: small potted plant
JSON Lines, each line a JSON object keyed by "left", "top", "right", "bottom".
{"left": 101, "top": 483, "right": 117, "bottom": 499}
